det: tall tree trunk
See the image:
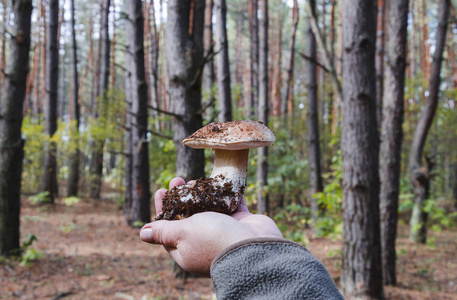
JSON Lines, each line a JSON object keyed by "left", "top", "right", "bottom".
{"left": 256, "top": 0, "right": 269, "bottom": 215}
{"left": 0, "top": 0, "right": 32, "bottom": 256}
{"left": 166, "top": 0, "right": 206, "bottom": 278}
{"left": 375, "top": 0, "right": 385, "bottom": 128}
{"left": 332, "top": 0, "right": 343, "bottom": 136}
{"left": 215, "top": 0, "right": 232, "bottom": 122}
{"left": 318, "top": 0, "right": 326, "bottom": 123}
{"left": 282, "top": 0, "right": 298, "bottom": 119}
{"left": 379, "top": 0, "right": 408, "bottom": 286}
{"left": 25, "top": 42, "right": 38, "bottom": 115}
{"left": 409, "top": 0, "right": 417, "bottom": 78}
{"left": 0, "top": 0, "right": 8, "bottom": 91}
{"left": 124, "top": 0, "right": 151, "bottom": 226}
{"left": 306, "top": 0, "right": 323, "bottom": 222}
{"left": 340, "top": 0, "right": 383, "bottom": 298}
{"left": 92, "top": 2, "right": 103, "bottom": 110}
{"left": 247, "top": 0, "right": 259, "bottom": 119}
{"left": 272, "top": 8, "right": 282, "bottom": 117}
{"left": 42, "top": 0, "right": 59, "bottom": 202}
{"left": 203, "top": 0, "right": 215, "bottom": 120}
{"left": 89, "top": 0, "right": 111, "bottom": 199}
{"left": 40, "top": 2, "right": 47, "bottom": 103}
{"left": 453, "top": 164, "right": 457, "bottom": 211}
{"left": 419, "top": 0, "right": 430, "bottom": 79}
{"left": 409, "top": 0, "right": 450, "bottom": 244}
{"left": 58, "top": 4, "right": 66, "bottom": 121}
{"left": 67, "top": 0, "right": 80, "bottom": 197}
{"left": 59, "top": 40, "right": 67, "bottom": 121}
{"left": 147, "top": 0, "right": 160, "bottom": 131}
{"left": 304, "top": 0, "right": 342, "bottom": 136}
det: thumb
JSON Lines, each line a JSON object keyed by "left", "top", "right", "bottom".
{"left": 140, "top": 220, "right": 183, "bottom": 248}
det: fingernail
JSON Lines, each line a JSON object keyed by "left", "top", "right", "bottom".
{"left": 140, "top": 227, "right": 154, "bottom": 241}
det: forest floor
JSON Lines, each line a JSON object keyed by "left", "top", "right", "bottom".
{"left": 1, "top": 197, "right": 457, "bottom": 300}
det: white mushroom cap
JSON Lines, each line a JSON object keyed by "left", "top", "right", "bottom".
{"left": 183, "top": 120, "right": 276, "bottom": 150}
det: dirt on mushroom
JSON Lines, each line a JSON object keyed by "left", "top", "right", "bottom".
{"left": 156, "top": 175, "right": 244, "bottom": 221}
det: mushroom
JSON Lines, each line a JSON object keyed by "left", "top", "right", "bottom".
{"left": 156, "top": 120, "right": 275, "bottom": 220}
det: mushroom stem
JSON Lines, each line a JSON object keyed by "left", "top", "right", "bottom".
{"left": 210, "top": 149, "right": 249, "bottom": 193}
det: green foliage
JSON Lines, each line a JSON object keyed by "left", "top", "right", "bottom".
{"left": 313, "top": 151, "right": 343, "bottom": 239}
{"left": 423, "top": 199, "right": 457, "bottom": 232}
{"left": 63, "top": 196, "right": 80, "bottom": 206}
{"left": 150, "top": 138, "right": 176, "bottom": 190}
{"left": 132, "top": 221, "right": 146, "bottom": 228}
{"left": 9, "top": 234, "right": 45, "bottom": 266}
{"left": 274, "top": 203, "right": 310, "bottom": 245}
{"left": 20, "top": 248, "right": 45, "bottom": 266}
{"left": 258, "top": 122, "right": 309, "bottom": 208}
{"left": 29, "top": 191, "right": 51, "bottom": 204}
{"left": 21, "top": 117, "right": 45, "bottom": 193}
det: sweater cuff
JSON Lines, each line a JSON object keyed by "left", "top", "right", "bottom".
{"left": 211, "top": 237, "right": 303, "bottom": 271}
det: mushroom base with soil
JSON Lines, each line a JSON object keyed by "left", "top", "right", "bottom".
{"left": 156, "top": 175, "right": 244, "bottom": 221}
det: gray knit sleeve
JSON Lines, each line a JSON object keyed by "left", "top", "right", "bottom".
{"left": 210, "top": 238, "right": 344, "bottom": 300}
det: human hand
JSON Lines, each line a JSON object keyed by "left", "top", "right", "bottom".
{"left": 140, "top": 177, "right": 283, "bottom": 277}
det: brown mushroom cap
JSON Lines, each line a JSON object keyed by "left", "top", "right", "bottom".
{"left": 183, "top": 120, "right": 275, "bottom": 150}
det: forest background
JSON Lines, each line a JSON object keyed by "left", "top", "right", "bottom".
{"left": 1, "top": 0, "right": 457, "bottom": 299}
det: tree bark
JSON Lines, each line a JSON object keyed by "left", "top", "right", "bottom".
{"left": 166, "top": 0, "right": 206, "bottom": 278}
{"left": 419, "top": 0, "right": 430, "bottom": 79}
{"left": 453, "top": 164, "right": 457, "bottom": 211}
{"left": 58, "top": 4, "right": 66, "bottom": 121}
{"left": 42, "top": 0, "right": 59, "bottom": 202}
{"left": 143, "top": 0, "right": 159, "bottom": 132}
{"left": 0, "top": 0, "right": 8, "bottom": 91}
{"left": 282, "top": 0, "right": 298, "bottom": 119}
{"left": 67, "top": 0, "right": 80, "bottom": 197}
{"left": 256, "top": 0, "right": 269, "bottom": 215}
{"left": 375, "top": 0, "right": 385, "bottom": 128}
{"left": 89, "top": 0, "right": 111, "bottom": 199}
{"left": 203, "top": 0, "right": 215, "bottom": 120}
{"left": 214, "top": 0, "right": 232, "bottom": 122}
{"left": 0, "top": 0, "right": 32, "bottom": 256}
{"left": 272, "top": 9, "right": 282, "bottom": 117}
{"left": 247, "top": 0, "right": 259, "bottom": 119}
{"left": 409, "top": 0, "right": 450, "bottom": 244}
{"left": 409, "top": 0, "right": 417, "bottom": 78}
{"left": 340, "top": 0, "right": 383, "bottom": 298}
{"left": 124, "top": 0, "right": 151, "bottom": 226}
{"left": 305, "top": 0, "right": 323, "bottom": 221}
{"left": 304, "top": 1, "right": 342, "bottom": 117}
{"left": 379, "top": 0, "right": 408, "bottom": 286}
